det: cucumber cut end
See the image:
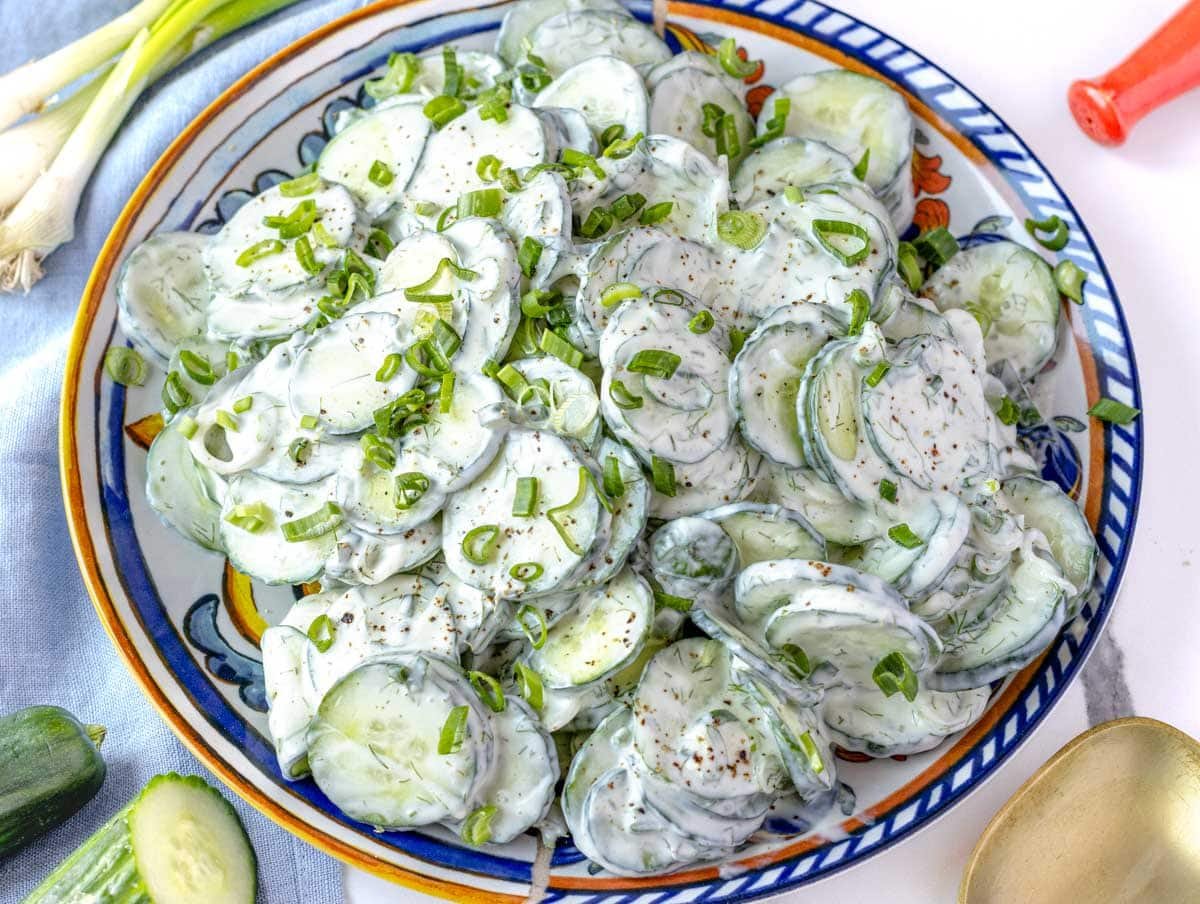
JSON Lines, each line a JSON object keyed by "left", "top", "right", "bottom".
{"left": 129, "top": 773, "right": 258, "bottom": 904}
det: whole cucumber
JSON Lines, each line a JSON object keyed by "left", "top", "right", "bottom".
{"left": 0, "top": 705, "right": 106, "bottom": 855}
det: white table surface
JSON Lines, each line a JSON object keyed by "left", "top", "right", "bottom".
{"left": 347, "top": 0, "right": 1200, "bottom": 899}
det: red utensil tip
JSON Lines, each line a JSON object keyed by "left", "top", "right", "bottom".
{"left": 1069, "top": 0, "right": 1200, "bottom": 146}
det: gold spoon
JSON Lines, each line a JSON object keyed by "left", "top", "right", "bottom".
{"left": 960, "top": 717, "right": 1200, "bottom": 903}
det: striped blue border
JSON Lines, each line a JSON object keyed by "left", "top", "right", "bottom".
{"left": 93, "top": 0, "right": 1142, "bottom": 899}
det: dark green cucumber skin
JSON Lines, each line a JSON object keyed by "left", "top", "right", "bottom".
{"left": 0, "top": 705, "right": 106, "bottom": 856}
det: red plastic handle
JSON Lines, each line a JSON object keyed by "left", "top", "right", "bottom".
{"left": 1069, "top": 0, "right": 1200, "bottom": 145}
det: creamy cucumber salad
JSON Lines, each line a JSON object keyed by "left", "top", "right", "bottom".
{"left": 115, "top": 0, "right": 1098, "bottom": 876}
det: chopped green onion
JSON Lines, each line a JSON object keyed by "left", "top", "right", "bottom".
{"left": 652, "top": 584, "right": 693, "bottom": 612}
{"left": 700, "top": 102, "right": 725, "bottom": 138}
{"left": 161, "top": 372, "right": 192, "bottom": 413}
{"left": 437, "top": 705, "right": 470, "bottom": 755}
{"left": 263, "top": 199, "right": 317, "bottom": 239}
{"left": 514, "top": 236, "right": 544, "bottom": 280}
{"left": 365, "top": 228, "right": 394, "bottom": 259}
{"left": 1054, "top": 259, "right": 1087, "bottom": 302}
{"left": 602, "top": 455, "right": 625, "bottom": 498}
{"left": 797, "top": 731, "right": 825, "bottom": 774}
{"left": 639, "top": 201, "right": 673, "bottom": 226}
{"left": 368, "top": 159, "right": 394, "bottom": 187}
{"left": 476, "top": 154, "right": 502, "bottom": 182}
{"left": 608, "top": 379, "right": 643, "bottom": 410}
{"left": 177, "top": 349, "right": 215, "bottom": 385}
{"left": 510, "top": 562, "right": 544, "bottom": 583}
{"left": 600, "top": 282, "right": 641, "bottom": 308}
{"left": 518, "top": 60, "right": 552, "bottom": 92}
{"left": 423, "top": 94, "right": 467, "bottom": 128}
{"left": 811, "top": 219, "right": 870, "bottom": 266}
{"left": 468, "top": 672, "right": 506, "bottom": 713}
{"left": 688, "top": 310, "right": 715, "bottom": 334}
{"left": 404, "top": 339, "right": 451, "bottom": 378}
{"left": 897, "top": 241, "right": 923, "bottom": 291}
{"left": 439, "top": 371, "right": 456, "bottom": 413}
{"left": 729, "top": 327, "right": 748, "bottom": 359}
{"left": 294, "top": 235, "right": 321, "bottom": 275}
{"left": 603, "top": 130, "right": 644, "bottom": 159}
{"left": 287, "top": 438, "right": 311, "bottom": 465}
{"left": 865, "top": 361, "right": 891, "bottom": 387}
{"left": 749, "top": 97, "right": 790, "bottom": 149}
{"left": 413, "top": 201, "right": 439, "bottom": 217}
{"left": 717, "top": 210, "right": 766, "bottom": 250}
{"left": 235, "top": 239, "right": 283, "bottom": 267}
{"left": 1025, "top": 214, "right": 1070, "bottom": 251}
{"left": 493, "top": 363, "right": 529, "bottom": 400}
{"left": 225, "top": 350, "right": 239, "bottom": 372}
{"left": 1087, "top": 397, "right": 1140, "bottom": 425}
{"left": 477, "top": 83, "right": 511, "bottom": 122}
{"left": 539, "top": 329, "right": 583, "bottom": 368}
{"left": 599, "top": 123, "right": 625, "bottom": 150}
{"left": 873, "top": 651, "right": 918, "bottom": 702}
{"left": 777, "top": 643, "right": 812, "bottom": 680}
{"left": 846, "top": 288, "right": 871, "bottom": 336}
{"left": 609, "top": 192, "right": 646, "bottom": 221}
{"left": 783, "top": 185, "right": 804, "bottom": 204}
{"left": 225, "top": 502, "right": 270, "bottom": 534}
{"left": 215, "top": 410, "right": 238, "bottom": 433}
{"left": 361, "top": 433, "right": 396, "bottom": 470}
{"left": 232, "top": 395, "right": 253, "bottom": 414}
{"left": 512, "top": 476, "right": 540, "bottom": 517}
{"left": 521, "top": 288, "right": 561, "bottom": 317}
{"left": 281, "top": 502, "right": 343, "bottom": 543}
{"left": 307, "top": 613, "right": 336, "bottom": 653}
{"left": 312, "top": 221, "right": 339, "bottom": 249}
{"left": 441, "top": 46, "right": 462, "bottom": 98}
{"left": 433, "top": 317, "right": 462, "bottom": 357}
{"left": 627, "top": 349, "right": 680, "bottom": 379}
{"left": 279, "top": 172, "right": 320, "bottom": 197}
{"left": 516, "top": 604, "right": 548, "bottom": 648}
{"left": 394, "top": 472, "right": 430, "bottom": 510}
{"left": 852, "top": 147, "right": 871, "bottom": 181}
{"left": 366, "top": 51, "right": 420, "bottom": 100}
{"left": 995, "top": 395, "right": 1020, "bottom": 425}
{"left": 460, "top": 804, "right": 497, "bottom": 845}
{"left": 717, "top": 37, "right": 758, "bottom": 78}
{"left": 913, "top": 227, "right": 959, "bottom": 267}
{"left": 650, "top": 456, "right": 676, "bottom": 497}
{"left": 546, "top": 467, "right": 593, "bottom": 555}
{"left": 436, "top": 205, "right": 457, "bottom": 232}
{"left": 561, "top": 148, "right": 605, "bottom": 180}
{"left": 177, "top": 415, "right": 198, "bottom": 440}
{"left": 578, "top": 207, "right": 614, "bottom": 239}
{"left": 498, "top": 167, "right": 522, "bottom": 191}
{"left": 375, "top": 353, "right": 402, "bottom": 382}
{"left": 458, "top": 187, "right": 503, "bottom": 218}
{"left": 715, "top": 112, "right": 741, "bottom": 160}
{"left": 462, "top": 524, "right": 500, "bottom": 564}
{"left": 513, "top": 661, "right": 544, "bottom": 711}
{"left": 300, "top": 414, "right": 319, "bottom": 430}
{"left": 879, "top": 478, "right": 898, "bottom": 503}
{"left": 887, "top": 522, "right": 924, "bottom": 549}
{"left": 404, "top": 256, "right": 477, "bottom": 302}
{"left": 653, "top": 288, "right": 685, "bottom": 306}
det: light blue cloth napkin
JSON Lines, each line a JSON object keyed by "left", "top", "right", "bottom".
{"left": 0, "top": 2, "right": 368, "bottom": 899}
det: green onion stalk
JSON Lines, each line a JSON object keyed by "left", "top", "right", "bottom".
{"left": 0, "top": 0, "right": 300, "bottom": 293}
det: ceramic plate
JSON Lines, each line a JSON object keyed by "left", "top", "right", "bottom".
{"left": 61, "top": 0, "right": 1144, "bottom": 899}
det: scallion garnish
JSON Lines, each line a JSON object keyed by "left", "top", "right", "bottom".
{"left": 653, "top": 587, "right": 693, "bottom": 612}
{"left": 225, "top": 350, "right": 239, "bottom": 372}
{"left": 715, "top": 112, "right": 741, "bottom": 160}
{"left": 405, "top": 338, "right": 452, "bottom": 378}
{"left": 913, "top": 227, "right": 959, "bottom": 267}
{"left": 865, "top": 361, "right": 891, "bottom": 387}
{"left": 177, "top": 415, "right": 198, "bottom": 439}
{"left": 462, "top": 524, "right": 500, "bottom": 564}
{"left": 777, "top": 643, "right": 812, "bottom": 680}
{"left": 700, "top": 102, "right": 726, "bottom": 138}
{"left": 278, "top": 172, "right": 320, "bottom": 197}
{"left": 783, "top": 185, "right": 804, "bottom": 204}
{"left": 477, "top": 83, "right": 511, "bottom": 122}
{"left": 897, "top": 241, "right": 923, "bottom": 291}
{"left": 460, "top": 804, "right": 496, "bottom": 846}
{"left": 600, "top": 282, "right": 641, "bottom": 308}
{"left": 873, "top": 651, "right": 918, "bottom": 701}
{"left": 177, "top": 349, "right": 214, "bottom": 385}
{"left": 437, "top": 705, "right": 470, "bottom": 755}
{"left": 161, "top": 371, "right": 192, "bottom": 414}
{"left": 232, "top": 395, "right": 253, "bottom": 414}
{"left": 394, "top": 472, "right": 430, "bottom": 510}
{"left": 798, "top": 731, "right": 826, "bottom": 774}
{"left": 373, "top": 353, "right": 402, "bottom": 385}
{"left": 653, "top": 288, "right": 685, "bottom": 305}
{"left": 688, "top": 310, "right": 715, "bottom": 334}
{"left": 518, "top": 235, "right": 542, "bottom": 278}
{"left": 300, "top": 414, "right": 319, "bottom": 430}
{"left": 603, "top": 130, "right": 644, "bottom": 159}
{"left": 295, "top": 235, "right": 322, "bottom": 274}
{"left": 520, "top": 288, "right": 561, "bottom": 317}
{"left": 476, "top": 153, "right": 503, "bottom": 182}
{"left": 441, "top": 46, "right": 462, "bottom": 97}
{"left": 498, "top": 167, "right": 522, "bottom": 191}
{"left": 215, "top": 409, "right": 239, "bottom": 433}
{"left": 510, "top": 561, "right": 545, "bottom": 583}
{"left": 561, "top": 148, "right": 605, "bottom": 180}
{"left": 365, "top": 227, "right": 394, "bottom": 259}
{"left": 879, "top": 478, "right": 897, "bottom": 503}
{"left": 1054, "top": 259, "right": 1087, "bottom": 302}
{"left": 457, "top": 187, "right": 502, "bottom": 218}
{"left": 516, "top": 604, "right": 548, "bottom": 648}
{"left": 602, "top": 454, "right": 625, "bottom": 498}
{"left": 287, "top": 438, "right": 311, "bottom": 465}
{"left": 263, "top": 199, "right": 317, "bottom": 239}
{"left": 578, "top": 207, "right": 614, "bottom": 239}
{"left": 433, "top": 317, "right": 462, "bottom": 357}
{"left": 423, "top": 94, "right": 467, "bottom": 129}
{"left": 749, "top": 97, "right": 790, "bottom": 149}
{"left": 365, "top": 51, "right": 420, "bottom": 100}
{"left": 224, "top": 501, "right": 270, "bottom": 534}
{"left": 851, "top": 147, "right": 871, "bottom": 181}
{"left": 846, "top": 288, "right": 870, "bottom": 336}
{"left": 360, "top": 433, "right": 396, "bottom": 471}
{"left": 717, "top": 210, "right": 766, "bottom": 250}
{"left": 995, "top": 395, "right": 1020, "bottom": 425}
{"left": 439, "top": 371, "right": 455, "bottom": 413}
{"left": 729, "top": 327, "right": 748, "bottom": 359}
{"left": 608, "top": 379, "right": 643, "bottom": 410}
{"left": 638, "top": 200, "right": 673, "bottom": 225}
{"left": 627, "top": 348, "right": 681, "bottom": 379}
{"left": 1025, "top": 214, "right": 1070, "bottom": 251}
{"left": 307, "top": 613, "right": 336, "bottom": 653}
{"left": 599, "top": 123, "right": 625, "bottom": 150}
{"left": 468, "top": 671, "right": 506, "bottom": 713}
{"left": 811, "top": 219, "right": 870, "bottom": 266}
{"left": 609, "top": 192, "right": 646, "bottom": 221}
{"left": 650, "top": 455, "right": 676, "bottom": 496}
{"left": 280, "top": 502, "right": 343, "bottom": 543}
{"left": 887, "top": 522, "right": 924, "bottom": 549}
{"left": 235, "top": 239, "right": 284, "bottom": 267}
{"left": 493, "top": 363, "right": 529, "bottom": 400}
{"left": 403, "top": 256, "right": 477, "bottom": 302}
{"left": 538, "top": 328, "right": 583, "bottom": 368}
{"left": 368, "top": 159, "right": 394, "bottom": 187}
{"left": 546, "top": 466, "right": 593, "bottom": 555}
{"left": 1087, "top": 397, "right": 1140, "bottom": 425}
{"left": 512, "top": 476, "right": 539, "bottom": 517}
{"left": 717, "top": 37, "right": 758, "bottom": 78}
{"left": 513, "top": 662, "right": 544, "bottom": 711}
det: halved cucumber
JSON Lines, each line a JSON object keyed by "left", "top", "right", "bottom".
{"left": 524, "top": 10, "right": 670, "bottom": 78}
{"left": 261, "top": 625, "right": 315, "bottom": 779}
{"left": 525, "top": 568, "right": 652, "bottom": 687}
{"left": 317, "top": 99, "right": 430, "bottom": 215}
{"left": 730, "top": 137, "right": 858, "bottom": 208}
{"left": 535, "top": 55, "right": 648, "bottom": 138}
{"left": 821, "top": 682, "right": 991, "bottom": 757}
{"left": 699, "top": 502, "right": 827, "bottom": 566}
{"left": 648, "top": 61, "right": 754, "bottom": 167}
{"left": 730, "top": 302, "right": 842, "bottom": 467}
{"left": 921, "top": 240, "right": 1060, "bottom": 380}
{"left": 648, "top": 436, "right": 762, "bottom": 520}
{"left": 146, "top": 413, "right": 224, "bottom": 551}
{"left": 1002, "top": 475, "right": 1097, "bottom": 602}
{"left": 117, "top": 231, "right": 210, "bottom": 364}
{"left": 764, "top": 70, "right": 914, "bottom": 229}
{"left": 307, "top": 656, "right": 495, "bottom": 828}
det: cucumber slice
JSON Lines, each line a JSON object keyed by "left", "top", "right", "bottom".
{"left": 731, "top": 138, "right": 858, "bottom": 208}
{"left": 419, "top": 559, "right": 509, "bottom": 654}
{"left": 535, "top": 56, "right": 648, "bottom": 138}
{"left": 504, "top": 355, "right": 602, "bottom": 447}
{"left": 534, "top": 106, "right": 598, "bottom": 159}
{"left": 307, "top": 657, "right": 494, "bottom": 827}
{"left": 252, "top": 426, "right": 353, "bottom": 485}
{"left": 407, "top": 104, "right": 548, "bottom": 209}
{"left": 861, "top": 333, "right": 996, "bottom": 497}
{"left": 188, "top": 391, "right": 284, "bottom": 477}
{"left": 571, "top": 437, "right": 649, "bottom": 588}
{"left": 146, "top": 413, "right": 224, "bottom": 551}
{"left": 219, "top": 474, "right": 339, "bottom": 585}
{"left": 931, "top": 543, "right": 1069, "bottom": 690}
{"left": 443, "top": 218, "right": 521, "bottom": 369}
{"left": 600, "top": 297, "right": 735, "bottom": 465}
{"left": 496, "top": 0, "right": 625, "bottom": 65}
{"left": 411, "top": 49, "right": 505, "bottom": 98}
{"left": 288, "top": 312, "right": 414, "bottom": 435}
{"left": 821, "top": 682, "right": 991, "bottom": 757}
{"left": 498, "top": 170, "right": 571, "bottom": 286}
{"left": 730, "top": 303, "right": 842, "bottom": 467}
{"left": 743, "top": 672, "right": 836, "bottom": 796}
{"left": 921, "top": 240, "right": 1061, "bottom": 380}
{"left": 404, "top": 372, "right": 506, "bottom": 492}
{"left": 525, "top": 568, "right": 652, "bottom": 687}
{"left": 766, "top": 463, "right": 878, "bottom": 546}
{"left": 700, "top": 502, "right": 827, "bottom": 566}
{"left": 442, "top": 429, "right": 606, "bottom": 597}
{"left": 324, "top": 519, "right": 441, "bottom": 585}
{"left": 203, "top": 182, "right": 363, "bottom": 297}
{"left": 648, "top": 436, "right": 762, "bottom": 520}
{"left": 562, "top": 705, "right": 631, "bottom": 826}
{"left": 261, "top": 625, "right": 314, "bottom": 778}
{"left": 205, "top": 286, "right": 322, "bottom": 342}
{"left": 317, "top": 99, "right": 430, "bottom": 216}
{"left": 1003, "top": 475, "right": 1096, "bottom": 602}
{"left": 765, "top": 70, "right": 914, "bottom": 229}
{"left": 648, "top": 62, "right": 754, "bottom": 167}
{"left": 117, "top": 231, "right": 210, "bottom": 364}
{"left": 734, "top": 557, "right": 907, "bottom": 628}
{"left": 524, "top": 10, "right": 670, "bottom": 77}
{"left": 649, "top": 517, "right": 738, "bottom": 603}
{"left": 335, "top": 445, "right": 450, "bottom": 535}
